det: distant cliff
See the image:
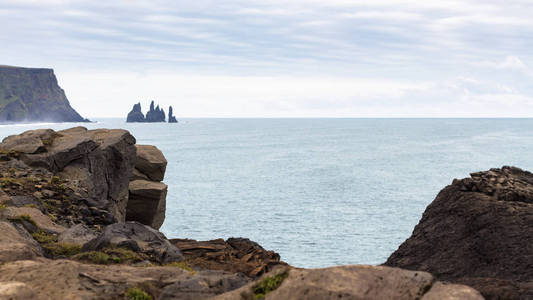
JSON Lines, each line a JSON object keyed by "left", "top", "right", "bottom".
{"left": 0, "top": 65, "right": 88, "bottom": 123}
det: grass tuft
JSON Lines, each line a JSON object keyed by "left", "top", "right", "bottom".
{"left": 73, "top": 247, "right": 146, "bottom": 265}
{"left": 9, "top": 214, "right": 37, "bottom": 227}
{"left": 43, "top": 242, "right": 81, "bottom": 257}
{"left": 252, "top": 272, "right": 288, "bottom": 300}
{"left": 31, "top": 230, "right": 57, "bottom": 243}
{"left": 126, "top": 287, "right": 152, "bottom": 300}
{"left": 166, "top": 261, "right": 195, "bottom": 274}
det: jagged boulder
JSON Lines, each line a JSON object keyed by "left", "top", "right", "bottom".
{"left": 82, "top": 222, "right": 184, "bottom": 264}
{"left": 126, "top": 102, "right": 145, "bottom": 122}
{"left": 0, "top": 127, "right": 137, "bottom": 223}
{"left": 214, "top": 265, "right": 483, "bottom": 300}
{"left": 134, "top": 144, "right": 167, "bottom": 181}
{"left": 126, "top": 180, "right": 167, "bottom": 230}
{"left": 172, "top": 238, "right": 285, "bottom": 278}
{"left": 126, "top": 144, "right": 168, "bottom": 229}
{"left": 385, "top": 166, "right": 533, "bottom": 299}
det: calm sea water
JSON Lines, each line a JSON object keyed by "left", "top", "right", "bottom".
{"left": 1, "top": 118, "right": 532, "bottom": 268}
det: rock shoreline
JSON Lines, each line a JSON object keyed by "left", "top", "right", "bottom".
{"left": 0, "top": 126, "right": 526, "bottom": 299}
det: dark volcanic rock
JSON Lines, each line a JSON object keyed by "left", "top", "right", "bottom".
{"left": 145, "top": 101, "right": 166, "bottom": 122}
{"left": 385, "top": 166, "right": 533, "bottom": 299}
{"left": 82, "top": 222, "right": 184, "bottom": 264}
{"left": 126, "top": 102, "right": 145, "bottom": 122}
{"left": 134, "top": 144, "right": 167, "bottom": 181}
{"left": 171, "top": 237, "right": 286, "bottom": 278}
{"left": 0, "top": 127, "right": 137, "bottom": 223}
{"left": 126, "top": 180, "right": 167, "bottom": 230}
{"left": 168, "top": 106, "right": 178, "bottom": 123}
{"left": 0, "top": 66, "right": 88, "bottom": 123}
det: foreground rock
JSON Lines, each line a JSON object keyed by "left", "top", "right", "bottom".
{"left": 0, "top": 259, "right": 249, "bottom": 300}
{"left": 0, "top": 127, "right": 137, "bottom": 225}
{"left": 0, "top": 65, "right": 88, "bottom": 123}
{"left": 385, "top": 166, "right": 533, "bottom": 299}
{"left": 82, "top": 222, "right": 184, "bottom": 264}
{"left": 172, "top": 238, "right": 286, "bottom": 279}
{"left": 0, "top": 221, "right": 42, "bottom": 263}
{"left": 215, "top": 265, "right": 483, "bottom": 300}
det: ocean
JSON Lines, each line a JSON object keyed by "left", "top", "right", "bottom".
{"left": 1, "top": 118, "right": 532, "bottom": 268}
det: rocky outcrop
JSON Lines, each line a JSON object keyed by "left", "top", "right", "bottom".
{"left": 172, "top": 238, "right": 286, "bottom": 279}
{"left": 126, "top": 102, "right": 145, "bottom": 122}
{"left": 82, "top": 222, "right": 184, "bottom": 264}
{"left": 146, "top": 101, "right": 166, "bottom": 122}
{"left": 385, "top": 166, "right": 533, "bottom": 299}
{"left": 126, "top": 144, "right": 168, "bottom": 229}
{"left": 0, "top": 66, "right": 88, "bottom": 123}
{"left": 134, "top": 145, "right": 167, "bottom": 181}
{"left": 215, "top": 265, "right": 483, "bottom": 300}
{"left": 168, "top": 106, "right": 178, "bottom": 123}
{"left": 0, "top": 127, "right": 137, "bottom": 224}
{"left": 127, "top": 180, "right": 167, "bottom": 229}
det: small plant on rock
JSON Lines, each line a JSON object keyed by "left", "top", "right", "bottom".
{"left": 252, "top": 271, "right": 288, "bottom": 300}
{"left": 166, "top": 261, "right": 195, "bottom": 274}
{"left": 126, "top": 287, "right": 152, "bottom": 300}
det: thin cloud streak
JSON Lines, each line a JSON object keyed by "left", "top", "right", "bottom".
{"left": 0, "top": 0, "right": 532, "bottom": 116}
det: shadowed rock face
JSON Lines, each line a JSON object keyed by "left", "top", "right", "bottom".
{"left": 145, "top": 101, "right": 166, "bottom": 122}
{"left": 126, "top": 103, "right": 145, "bottom": 122}
{"left": 0, "top": 127, "right": 137, "bottom": 223}
{"left": 385, "top": 166, "right": 533, "bottom": 300}
{"left": 0, "top": 66, "right": 88, "bottom": 123}
{"left": 168, "top": 106, "right": 178, "bottom": 123}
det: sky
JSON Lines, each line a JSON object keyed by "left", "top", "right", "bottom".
{"left": 1, "top": 0, "right": 533, "bottom": 117}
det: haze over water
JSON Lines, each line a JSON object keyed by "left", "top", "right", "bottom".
{"left": 1, "top": 118, "right": 532, "bottom": 267}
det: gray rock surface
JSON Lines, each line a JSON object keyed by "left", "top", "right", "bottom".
{"left": 1, "top": 127, "right": 137, "bottom": 223}
{"left": 135, "top": 144, "right": 167, "bottom": 181}
{"left": 215, "top": 265, "right": 483, "bottom": 300}
{"left": 58, "top": 224, "right": 97, "bottom": 245}
{"left": 82, "top": 222, "right": 183, "bottom": 264}
{"left": 0, "top": 221, "right": 42, "bottom": 262}
{"left": 126, "top": 180, "right": 167, "bottom": 229}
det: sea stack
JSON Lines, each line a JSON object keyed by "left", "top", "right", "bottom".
{"left": 0, "top": 65, "right": 89, "bottom": 123}
{"left": 126, "top": 102, "right": 145, "bottom": 122}
{"left": 168, "top": 106, "right": 178, "bottom": 123}
{"left": 145, "top": 101, "right": 166, "bottom": 122}
{"left": 126, "top": 100, "right": 168, "bottom": 123}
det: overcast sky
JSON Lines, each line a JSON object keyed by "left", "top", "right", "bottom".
{"left": 1, "top": 0, "right": 533, "bottom": 117}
